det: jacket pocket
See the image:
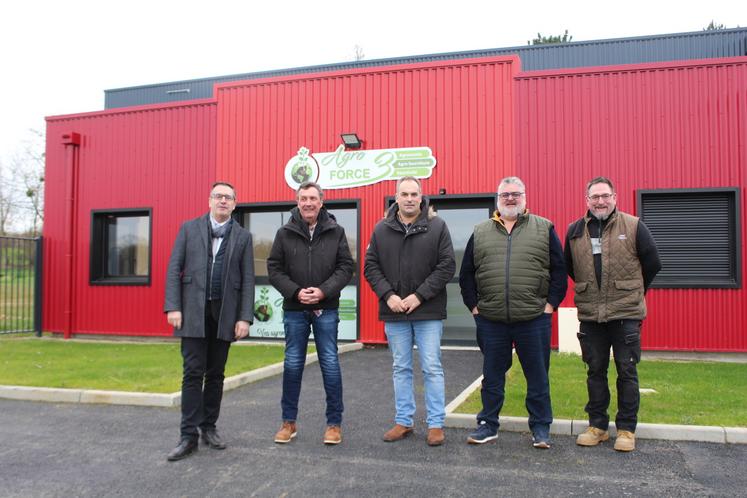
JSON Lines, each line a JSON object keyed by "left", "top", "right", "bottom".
{"left": 575, "top": 281, "right": 588, "bottom": 293}
{"left": 614, "top": 279, "right": 641, "bottom": 291}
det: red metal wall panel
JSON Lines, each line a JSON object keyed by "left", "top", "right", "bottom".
{"left": 516, "top": 58, "right": 747, "bottom": 352}
{"left": 44, "top": 101, "right": 217, "bottom": 336}
{"left": 215, "top": 57, "right": 518, "bottom": 343}
{"left": 42, "top": 54, "right": 747, "bottom": 351}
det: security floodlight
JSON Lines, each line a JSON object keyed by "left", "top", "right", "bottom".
{"left": 341, "top": 133, "right": 362, "bottom": 149}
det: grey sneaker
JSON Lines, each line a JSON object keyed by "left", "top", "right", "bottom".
{"left": 532, "top": 427, "right": 551, "bottom": 449}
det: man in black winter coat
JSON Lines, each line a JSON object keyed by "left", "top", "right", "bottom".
{"left": 268, "top": 181, "right": 354, "bottom": 446}
{"left": 364, "top": 177, "right": 456, "bottom": 447}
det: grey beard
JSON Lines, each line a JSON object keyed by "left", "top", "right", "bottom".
{"left": 592, "top": 211, "right": 610, "bottom": 221}
{"left": 498, "top": 205, "right": 523, "bottom": 219}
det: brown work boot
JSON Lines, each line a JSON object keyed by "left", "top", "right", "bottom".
{"left": 427, "top": 428, "right": 445, "bottom": 446}
{"left": 323, "top": 425, "right": 342, "bottom": 445}
{"left": 274, "top": 421, "right": 297, "bottom": 444}
{"left": 576, "top": 426, "right": 610, "bottom": 446}
{"left": 614, "top": 430, "right": 636, "bottom": 452}
{"left": 383, "top": 424, "right": 414, "bottom": 442}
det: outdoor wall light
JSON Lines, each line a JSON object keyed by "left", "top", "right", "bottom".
{"left": 341, "top": 133, "right": 362, "bottom": 149}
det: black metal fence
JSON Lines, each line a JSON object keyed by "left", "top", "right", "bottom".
{"left": 0, "top": 236, "right": 42, "bottom": 334}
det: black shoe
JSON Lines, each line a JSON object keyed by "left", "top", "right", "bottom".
{"left": 200, "top": 429, "right": 227, "bottom": 450}
{"left": 167, "top": 438, "right": 198, "bottom": 461}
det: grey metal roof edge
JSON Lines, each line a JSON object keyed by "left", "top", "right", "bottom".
{"left": 105, "top": 27, "right": 747, "bottom": 93}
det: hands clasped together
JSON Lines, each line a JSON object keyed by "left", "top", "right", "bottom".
{"left": 386, "top": 294, "right": 422, "bottom": 314}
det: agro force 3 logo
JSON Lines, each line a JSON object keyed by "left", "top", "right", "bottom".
{"left": 284, "top": 145, "right": 436, "bottom": 190}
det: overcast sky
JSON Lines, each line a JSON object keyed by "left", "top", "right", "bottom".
{"left": 0, "top": 0, "right": 744, "bottom": 162}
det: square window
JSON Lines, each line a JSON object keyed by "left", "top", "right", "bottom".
{"left": 90, "top": 209, "right": 151, "bottom": 285}
{"left": 638, "top": 188, "right": 740, "bottom": 289}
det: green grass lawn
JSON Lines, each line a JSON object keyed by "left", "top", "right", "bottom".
{"left": 0, "top": 336, "right": 302, "bottom": 393}
{"left": 456, "top": 352, "right": 747, "bottom": 427}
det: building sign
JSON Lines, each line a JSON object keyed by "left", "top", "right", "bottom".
{"left": 285, "top": 145, "right": 436, "bottom": 190}
{"left": 250, "top": 284, "right": 358, "bottom": 340}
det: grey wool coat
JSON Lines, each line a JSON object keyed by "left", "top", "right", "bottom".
{"left": 164, "top": 214, "right": 255, "bottom": 341}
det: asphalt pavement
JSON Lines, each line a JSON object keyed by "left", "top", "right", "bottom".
{"left": 2, "top": 347, "right": 746, "bottom": 497}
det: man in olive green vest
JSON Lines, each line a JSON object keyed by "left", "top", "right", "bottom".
{"left": 565, "top": 177, "right": 661, "bottom": 452}
{"left": 459, "top": 176, "right": 567, "bottom": 449}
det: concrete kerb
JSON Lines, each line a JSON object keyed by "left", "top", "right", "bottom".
{"left": 0, "top": 342, "right": 363, "bottom": 407}
{"left": 444, "top": 374, "right": 746, "bottom": 445}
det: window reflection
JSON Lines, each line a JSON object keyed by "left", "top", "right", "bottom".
{"left": 244, "top": 206, "right": 357, "bottom": 280}
{"left": 435, "top": 207, "right": 490, "bottom": 274}
{"left": 428, "top": 203, "right": 493, "bottom": 344}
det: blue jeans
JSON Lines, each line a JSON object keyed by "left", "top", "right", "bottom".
{"left": 281, "top": 309, "right": 343, "bottom": 426}
{"left": 384, "top": 320, "right": 445, "bottom": 428}
{"left": 475, "top": 313, "right": 553, "bottom": 432}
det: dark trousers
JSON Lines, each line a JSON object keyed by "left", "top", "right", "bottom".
{"left": 577, "top": 319, "right": 642, "bottom": 432}
{"left": 180, "top": 300, "right": 231, "bottom": 440}
{"left": 475, "top": 313, "right": 553, "bottom": 432}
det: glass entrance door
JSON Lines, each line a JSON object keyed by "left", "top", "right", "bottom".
{"left": 239, "top": 201, "right": 359, "bottom": 340}
{"left": 429, "top": 198, "right": 494, "bottom": 345}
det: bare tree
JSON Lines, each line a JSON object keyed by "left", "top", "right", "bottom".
{"left": 354, "top": 44, "right": 365, "bottom": 61}
{"left": 3, "top": 129, "right": 45, "bottom": 235}
{"left": 0, "top": 162, "right": 14, "bottom": 235}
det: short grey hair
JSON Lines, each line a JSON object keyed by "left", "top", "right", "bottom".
{"left": 297, "top": 181, "right": 323, "bottom": 199}
{"left": 396, "top": 176, "right": 422, "bottom": 194}
{"left": 497, "top": 176, "right": 525, "bottom": 192}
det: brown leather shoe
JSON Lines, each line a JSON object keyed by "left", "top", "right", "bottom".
{"left": 324, "top": 425, "right": 342, "bottom": 445}
{"left": 383, "top": 424, "right": 414, "bottom": 442}
{"left": 274, "top": 421, "right": 297, "bottom": 444}
{"left": 427, "top": 428, "right": 445, "bottom": 446}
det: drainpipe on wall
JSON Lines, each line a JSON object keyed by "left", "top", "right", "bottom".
{"left": 61, "top": 132, "right": 81, "bottom": 340}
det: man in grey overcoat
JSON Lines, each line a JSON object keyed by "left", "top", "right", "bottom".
{"left": 164, "top": 181, "right": 255, "bottom": 461}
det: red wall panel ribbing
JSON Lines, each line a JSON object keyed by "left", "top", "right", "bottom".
{"left": 44, "top": 102, "right": 217, "bottom": 336}
{"left": 516, "top": 59, "right": 747, "bottom": 352}
{"left": 215, "top": 58, "right": 518, "bottom": 342}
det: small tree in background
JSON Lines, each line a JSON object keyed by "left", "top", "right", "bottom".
{"left": 529, "top": 30, "right": 573, "bottom": 45}
{"left": 704, "top": 20, "right": 725, "bottom": 30}
{"left": 353, "top": 44, "right": 365, "bottom": 61}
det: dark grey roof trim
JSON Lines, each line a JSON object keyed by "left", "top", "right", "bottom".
{"left": 105, "top": 28, "right": 747, "bottom": 109}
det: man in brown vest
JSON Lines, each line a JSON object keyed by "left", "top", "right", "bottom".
{"left": 565, "top": 177, "right": 661, "bottom": 452}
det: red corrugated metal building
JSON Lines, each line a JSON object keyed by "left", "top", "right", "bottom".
{"left": 44, "top": 53, "right": 747, "bottom": 352}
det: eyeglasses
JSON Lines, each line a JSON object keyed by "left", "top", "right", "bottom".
{"left": 211, "top": 193, "right": 236, "bottom": 201}
{"left": 498, "top": 192, "right": 524, "bottom": 200}
{"left": 587, "top": 193, "right": 614, "bottom": 202}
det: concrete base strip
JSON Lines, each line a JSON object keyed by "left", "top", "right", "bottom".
{"left": 0, "top": 342, "right": 363, "bottom": 407}
{"left": 445, "top": 376, "right": 745, "bottom": 444}
{"left": 444, "top": 375, "right": 483, "bottom": 414}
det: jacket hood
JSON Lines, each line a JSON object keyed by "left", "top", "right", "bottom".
{"left": 286, "top": 206, "right": 337, "bottom": 238}
{"left": 289, "top": 205, "right": 337, "bottom": 225}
